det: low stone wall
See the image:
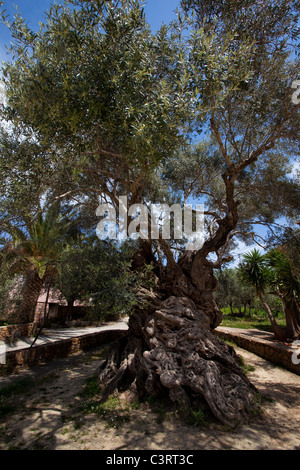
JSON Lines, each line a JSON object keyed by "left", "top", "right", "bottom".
{"left": 0, "top": 323, "right": 37, "bottom": 341}
{"left": 2, "top": 329, "right": 127, "bottom": 374}
{"left": 215, "top": 327, "right": 300, "bottom": 376}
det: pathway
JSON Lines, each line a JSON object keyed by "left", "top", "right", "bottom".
{"left": 1, "top": 320, "right": 299, "bottom": 377}
{"left": 4, "top": 318, "right": 129, "bottom": 352}
{"left": 216, "top": 326, "right": 300, "bottom": 375}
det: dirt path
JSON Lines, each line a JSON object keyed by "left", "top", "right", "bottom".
{"left": 0, "top": 344, "right": 299, "bottom": 450}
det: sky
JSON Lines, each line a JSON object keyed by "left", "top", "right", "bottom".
{"left": 0, "top": 0, "right": 180, "bottom": 62}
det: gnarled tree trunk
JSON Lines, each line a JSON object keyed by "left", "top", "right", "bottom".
{"left": 98, "top": 171, "right": 261, "bottom": 428}
{"left": 98, "top": 242, "right": 258, "bottom": 428}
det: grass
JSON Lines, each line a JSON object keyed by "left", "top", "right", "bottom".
{"left": 146, "top": 396, "right": 168, "bottom": 424}
{"left": 78, "top": 375, "right": 132, "bottom": 427}
{"left": 186, "top": 407, "right": 207, "bottom": 426}
{"left": 220, "top": 307, "right": 286, "bottom": 331}
{"left": 0, "top": 399, "right": 15, "bottom": 418}
{"left": 79, "top": 376, "right": 101, "bottom": 399}
{"left": 237, "top": 354, "right": 256, "bottom": 375}
{"left": 146, "top": 395, "right": 212, "bottom": 427}
{"left": 82, "top": 395, "right": 131, "bottom": 427}
{"left": 79, "top": 375, "right": 211, "bottom": 429}
{"left": 0, "top": 377, "right": 34, "bottom": 397}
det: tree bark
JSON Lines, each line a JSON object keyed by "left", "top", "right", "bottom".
{"left": 282, "top": 297, "right": 300, "bottom": 340}
{"left": 98, "top": 243, "right": 258, "bottom": 428}
{"left": 98, "top": 169, "right": 258, "bottom": 428}
{"left": 15, "top": 272, "right": 44, "bottom": 324}
{"left": 257, "top": 291, "right": 287, "bottom": 341}
{"left": 248, "top": 300, "right": 252, "bottom": 318}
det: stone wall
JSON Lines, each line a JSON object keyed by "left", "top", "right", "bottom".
{"left": 215, "top": 328, "right": 300, "bottom": 376}
{"left": 2, "top": 329, "right": 127, "bottom": 374}
{"left": 0, "top": 323, "right": 37, "bottom": 341}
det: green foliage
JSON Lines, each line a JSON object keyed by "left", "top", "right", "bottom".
{"left": 1, "top": 203, "right": 77, "bottom": 279}
{"left": 215, "top": 267, "right": 256, "bottom": 315}
{"left": 238, "top": 248, "right": 300, "bottom": 337}
{"left": 54, "top": 237, "right": 140, "bottom": 320}
{"left": 239, "top": 249, "right": 273, "bottom": 295}
{"left": 79, "top": 375, "right": 100, "bottom": 399}
{"left": 178, "top": 0, "right": 300, "bottom": 253}
{"left": 1, "top": 0, "right": 185, "bottom": 167}
{"left": 240, "top": 248, "right": 300, "bottom": 303}
{"left": 0, "top": 202, "right": 81, "bottom": 322}
{"left": 237, "top": 355, "right": 255, "bottom": 375}
{"left": 82, "top": 394, "right": 131, "bottom": 426}
{"left": 221, "top": 308, "right": 286, "bottom": 331}
{"left": 266, "top": 248, "right": 300, "bottom": 302}
{"left": 181, "top": 0, "right": 300, "bottom": 57}
{"left": 0, "top": 377, "right": 34, "bottom": 397}
{"left": 267, "top": 227, "right": 300, "bottom": 279}
{"left": 0, "top": 127, "right": 53, "bottom": 229}
{"left": 187, "top": 407, "right": 206, "bottom": 426}
{"left": 0, "top": 0, "right": 299, "bottom": 298}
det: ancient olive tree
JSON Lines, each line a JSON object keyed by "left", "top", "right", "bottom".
{"left": 1, "top": 0, "right": 299, "bottom": 427}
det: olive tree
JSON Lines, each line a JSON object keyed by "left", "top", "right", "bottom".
{"left": 1, "top": 0, "right": 299, "bottom": 427}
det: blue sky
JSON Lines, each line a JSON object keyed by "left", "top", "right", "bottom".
{"left": 0, "top": 0, "right": 180, "bottom": 61}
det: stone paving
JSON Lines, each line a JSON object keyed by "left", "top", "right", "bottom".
{"left": 0, "top": 318, "right": 129, "bottom": 373}
{"left": 3, "top": 318, "right": 129, "bottom": 352}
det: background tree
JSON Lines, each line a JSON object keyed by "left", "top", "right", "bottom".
{"left": 0, "top": 0, "right": 299, "bottom": 427}
{"left": 0, "top": 264, "right": 21, "bottom": 324}
{"left": 54, "top": 237, "right": 140, "bottom": 320}
{"left": 239, "top": 249, "right": 287, "bottom": 340}
{"left": 239, "top": 248, "right": 300, "bottom": 340}
{"left": 267, "top": 225, "right": 300, "bottom": 279}
{"left": 266, "top": 249, "right": 300, "bottom": 339}
{"left": 215, "top": 268, "right": 256, "bottom": 317}
{"left": 0, "top": 204, "right": 76, "bottom": 323}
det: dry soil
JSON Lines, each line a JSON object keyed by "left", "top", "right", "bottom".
{"left": 0, "top": 343, "right": 299, "bottom": 450}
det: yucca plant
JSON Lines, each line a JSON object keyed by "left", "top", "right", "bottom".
{"left": 239, "top": 249, "right": 287, "bottom": 341}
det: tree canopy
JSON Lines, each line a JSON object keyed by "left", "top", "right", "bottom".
{"left": 0, "top": 0, "right": 299, "bottom": 256}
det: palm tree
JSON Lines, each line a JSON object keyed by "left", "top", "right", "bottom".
{"left": 266, "top": 249, "right": 300, "bottom": 340}
{"left": 1, "top": 204, "right": 73, "bottom": 324}
{"left": 239, "top": 249, "right": 287, "bottom": 341}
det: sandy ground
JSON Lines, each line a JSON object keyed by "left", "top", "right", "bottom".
{"left": 0, "top": 344, "right": 299, "bottom": 450}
